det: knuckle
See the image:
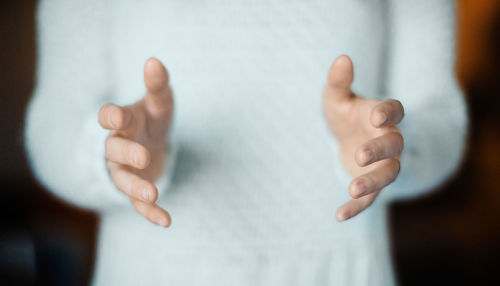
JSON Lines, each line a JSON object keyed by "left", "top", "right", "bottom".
{"left": 349, "top": 180, "right": 359, "bottom": 196}
{"left": 356, "top": 145, "right": 374, "bottom": 165}
{"left": 122, "top": 141, "right": 132, "bottom": 160}
{"left": 371, "top": 140, "right": 383, "bottom": 158}
{"left": 351, "top": 178, "right": 369, "bottom": 197}
{"left": 132, "top": 180, "right": 157, "bottom": 203}
{"left": 132, "top": 201, "right": 147, "bottom": 215}
{"left": 124, "top": 142, "right": 138, "bottom": 164}
{"left": 333, "top": 100, "right": 354, "bottom": 115}
{"left": 363, "top": 174, "right": 376, "bottom": 189}
{"left": 110, "top": 172, "right": 125, "bottom": 192}
{"left": 127, "top": 144, "right": 150, "bottom": 168}
{"left": 131, "top": 179, "right": 145, "bottom": 198}
{"left": 149, "top": 187, "right": 159, "bottom": 202}
{"left": 136, "top": 146, "right": 151, "bottom": 169}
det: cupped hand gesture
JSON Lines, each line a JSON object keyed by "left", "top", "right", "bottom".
{"left": 98, "top": 58, "right": 173, "bottom": 227}
{"left": 324, "top": 55, "right": 405, "bottom": 222}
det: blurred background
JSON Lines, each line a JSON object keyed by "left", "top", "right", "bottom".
{"left": 0, "top": 1, "right": 499, "bottom": 285}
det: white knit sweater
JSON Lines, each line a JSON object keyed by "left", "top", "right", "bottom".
{"left": 25, "top": 0, "right": 467, "bottom": 285}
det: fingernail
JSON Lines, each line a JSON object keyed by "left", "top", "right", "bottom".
{"left": 377, "top": 112, "right": 387, "bottom": 126}
{"left": 361, "top": 150, "right": 374, "bottom": 164}
{"left": 141, "top": 189, "right": 151, "bottom": 202}
{"left": 336, "top": 212, "right": 348, "bottom": 222}
{"left": 156, "top": 217, "right": 167, "bottom": 227}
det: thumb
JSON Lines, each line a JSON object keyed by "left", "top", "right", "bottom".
{"left": 143, "top": 57, "right": 173, "bottom": 118}
{"left": 326, "top": 55, "right": 354, "bottom": 102}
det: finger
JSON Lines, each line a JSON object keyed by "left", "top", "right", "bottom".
{"left": 131, "top": 199, "right": 171, "bottom": 227}
{"left": 105, "top": 136, "right": 151, "bottom": 169}
{"left": 143, "top": 57, "right": 173, "bottom": 118}
{"left": 109, "top": 165, "right": 158, "bottom": 203}
{"left": 336, "top": 191, "right": 380, "bottom": 222}
{"left": 370, "top": 99, "right": 404, "bottom": 127}
{"left": 98, "top": 104, "right": 133, "bottom": 130}
{"left": 349, "top": 158, "right": 400, "bottom": 199}
{"left": 355, "top": 132, "right": 404, "bottom": 166}
{"left": 326, "top": 55, "right": 354, "bottom": 103}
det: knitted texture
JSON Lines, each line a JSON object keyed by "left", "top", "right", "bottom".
{"left": 25, "top": 0, "right": 467, "bottom": 285}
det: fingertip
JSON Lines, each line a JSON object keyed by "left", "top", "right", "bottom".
{"left": 99, "top": 104, "right": 130, "bottom": 130}
{"left": 164, "top": 212, "right": 172, "bottom": 227}
{"left": 333, "top": 55, "right": 353, "bottom": 72}
{"left": 355, "top": 146, "right": 373, "bottom": 166}
{"left": 336, "top": 209, "right": 348, "bottom": 222}
{"left": 328, "top": 55, "right": 354, "bottom": 88}
{"left": 98, "top": 104, "right": 114, "bottom": 128}
{"left": 98, "top": 104, "right": 108, "bottom": 120}
{"left": 145, "top": 57, "right": 165, "bottom": 72}
{"left": 156, "top": 211, "right": 171, "bottom": 228}
{"left": 371, "top": 100, "right": 404, "bottom": 127}
{"left": 144, "top": 57, "right": 169, "bottom": 93}
{"left": 371, "top": 111, "right": 387, "bottom": 127}
{"left": 134, "top": 146, "right": 151, "bottom": 170}
{"left": 139, "top": 187, "right": 156, "bottom": 203}
{"left": 349, "top": 179, "right": 367, "bottom": 199}
{"left": 335, "top": 54, "right": 353, "bottom": 65}
{"left": 390, "top": 99, "right": 405, "bottom": 119}
{"left": 133, "top": 179, "right": 157, "bottom": 203}
{"left": 110, "top": 107, "right": 129, "bottom": 130}
{"left": 149, "top": 185, "right": 159, "bottom": 203}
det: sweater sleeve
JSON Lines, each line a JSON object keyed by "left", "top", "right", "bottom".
{"left": 377, "top": 0, "right": 468, "bottom": 202}
{"left": 331, "top": 0, "right": 468, "bottom": 202}
{"left": 24, "top": 0, "right": 177, "bottom": 212}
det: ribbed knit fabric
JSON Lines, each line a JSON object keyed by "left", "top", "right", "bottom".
{"left": 25, "top": 0, "right": 467, "bottom": 285}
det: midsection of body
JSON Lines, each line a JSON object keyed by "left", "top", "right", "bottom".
{"left": 102, "top": 0, "right": 386, "bottom": 251}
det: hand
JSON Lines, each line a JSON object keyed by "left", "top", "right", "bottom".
{"left": 98, "top": 58, "right": 173, "bottom": 227}
{"left": 323, "top": 55, "right": 404, "bottom": 222}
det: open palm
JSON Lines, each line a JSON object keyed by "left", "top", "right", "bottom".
{"left": 98, "top": 58, "right": 173, "bottom": 227}
{"left": 324, "top": 55, "right": 404, "bottom": 221}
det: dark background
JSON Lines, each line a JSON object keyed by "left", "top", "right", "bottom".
{"left": 1, "top": 1, "right": 499, "bottom": 285}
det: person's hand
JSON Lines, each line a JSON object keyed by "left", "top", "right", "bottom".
{"left": 323, "top": 55, "right": 404, "bottom": 222}
{"left": 98, "top": 58, "right": 173, "bottom": 227}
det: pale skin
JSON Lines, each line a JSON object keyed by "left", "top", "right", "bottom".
{"left": 98, "top": 58, "right": 173, "bottom": 227}
{"left": 324, "top": 55, "right": 404, "bottom": 222}
{"left": 98, "top": 55, "right": 404, "bottom": 227}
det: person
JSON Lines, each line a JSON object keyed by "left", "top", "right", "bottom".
{"left": 24, "top": 0, "right": 468, "bottom": 285}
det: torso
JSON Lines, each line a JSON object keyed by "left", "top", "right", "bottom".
{"left": 94, "top": 1, "right": 393, "bottom": 284}
{"left": 105, "top": 0, "right": 387, "bottom": 247}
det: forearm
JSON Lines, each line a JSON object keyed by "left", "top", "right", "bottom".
{"left": 380, "top": 0, "right": 469, "bottom": 201}
{"left": 24, "top": 91, "right": 177, "bottom": 211}
{"left": 24, "top": 91, "right": 124, "bottom": 211}
{"left": 380, "top": 85, "right": 468, "bottom": 201}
